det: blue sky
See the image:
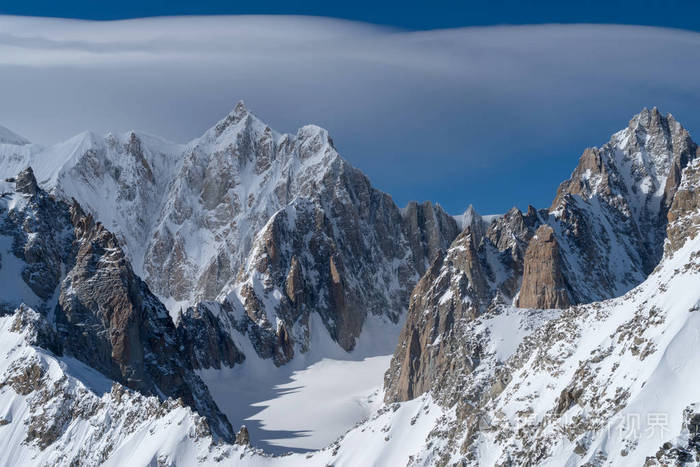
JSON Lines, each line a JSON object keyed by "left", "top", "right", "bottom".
{"left": 0, "top": 5, "right": 699, "bottom": 215}
{"left": 3, "top": 0, "right": 700, "bottom": 32}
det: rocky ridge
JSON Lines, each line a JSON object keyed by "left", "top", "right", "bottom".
{"left": 385, "top": 108, "right": 699, "bottom": 405}
{"left": 0, "top": 168, "right": 233, "bottom": 440}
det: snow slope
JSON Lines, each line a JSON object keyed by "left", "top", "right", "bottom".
{"left": 200, "top": 356, "right": 390, "bottom": 453}
{"left": 471, "top": 227, "right": 700, "bottom": 465}
{"left": 0, "top": 308, "right": 242, "bottom": 467}
{"left": 198, "top": 312, "right": 401, "bottom": 453}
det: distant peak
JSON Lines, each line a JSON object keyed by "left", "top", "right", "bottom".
{"left": 212, "top": 100, "right": 254, "bottom": 138}
{"left": 632, "top": 105, "right": 660, "bottom": 119}
{"left": 454, "top": 204, "right": 484, "bottom": 231}
{"left": 627, "top": 106, "right": 680, "bottom": 135}
{"left": 225, "top": 100, "right": 250, "bottom": 123}
{"left": 0, "top": 124, "right": 30, "bottom": 145}
{"left": 233, "top": 100, "right": 248, "bottom": 116}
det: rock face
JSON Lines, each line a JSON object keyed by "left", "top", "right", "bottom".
{"left": 0, "top": 103, "right": 459, "bottom": 366}
{"left": 652, "top": 404, "right": 700, "bottom": 465}
{"left": 402, "top": 201, "right": 460, "bottom": 275}
{"left": 547, "top": 107, "right": 699, "bottom": 303}
{"left": 0, "top": 169, "right": 234, "bottom": 441}
{"left": 385, "top": 208, "right": 541, "bottom": 403}
{"left": 666, "top": 156, "right": 700, "bottom": 255}
{"left": 516, "top": 225, "right": 571, "bottom": 309}
{"left": 386, "top": 108, "right": 699, "bottom": 405}
{"left": 176, "top": 302, "right": 245, "bottom": 370}
{"left": 0, "top": 167, "right": 74, "bottom": 313}
{"left": 235, "top": 426, "right": 250, "bottom": 446}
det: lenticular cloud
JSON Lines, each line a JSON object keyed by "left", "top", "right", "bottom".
{"left": 1, "top": 15, "right": 699, "bottom": 212}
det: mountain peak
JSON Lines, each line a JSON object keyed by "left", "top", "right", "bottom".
{"left": 625, "top": 106, "right": 686, "bottom": 142}
{"left": 15, "top": 166, "right": 39, "bottom": 196}
{"left": 209, "top": 100, "right": 256, "bottom": 139}
{"left": 0, "top": 124, "right": 30, "bottom": 145}
{"left": 233, "top": 100, "right": 248, "bottom": 117}
{"left": 455, "top": 204, "right": 480, "bottom": 230}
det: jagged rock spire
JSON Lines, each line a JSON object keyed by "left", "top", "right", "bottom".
{"left": 15, "top": 166, "right": 39, "bottom": 196}
{"left": 516, "top": 224, "right": 571, "bottom": 309}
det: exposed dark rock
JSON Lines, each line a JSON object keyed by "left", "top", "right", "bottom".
{"left": 666, "top": 157, "right": 700, "bottom": 255}
{"left": 235, "top": 425, "right": 250, "bottom": 446}
{"left": 516, "top": 225, "right": 571, "bottom": 309}
{"left": 176, "top": 302, "right": 245, "bottom": 370}
{"left": 402, "top": 200, "right": 460, "bottom": 275}
{"left": 649, "top": 405, "right": 700, "bottom": 465}
{"left": 0, "top": 172, "right": 234, "bottom": 442}
{"left": 14, "top": 166, "right": 39, "bottom": 196}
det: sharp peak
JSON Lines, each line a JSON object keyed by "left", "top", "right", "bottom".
{"left": 232, "top": 100, "right": 248, "bottom": 115}
{"left": 209, "top": 101, "right": 337, "bottom": 145}
{"left": 627, "top": 106, "right": 681, "bottom": 131}
{"left": 463, "top": 204, "right": 479, "bottom": 216}
{"left": 209, "top": 100, "right": 270, "bottom": 139}
{"left": 222, "top": 100, "right": 251, "bottom": 121}
{"left": 457, "top": 204, "right": 483, "bottom": 229}
{"left": 14, "top": 166, "right": 40, "bottom": 196}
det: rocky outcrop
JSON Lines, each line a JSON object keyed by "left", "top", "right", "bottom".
{"left": 485, "top": 204, "right": 541, "bottom": 297}
{"left": 235, "top": 425, "right": 250, "bottom": 446}
{"left": 14, "top": 166, "right": 39, "bottom": 195}
{"left": 665, "top": 157, "right": 700, "bottom": 255}
{"left": 402, "top": 200, "right": 460, "bottom": 275}
{"left": 0, "top": 169, "right": 234, "bottom": 441}
{"left": 649, "top": 405, "right": 700, "bottom": 465}
{"left": 516, "top": 225, "right": 571, "bottom": 309}
{"left": 383, "top": 248, "right": 484, "bottom": 403}
{"left": 176, "top": 302, "right": 245, "bottom": 370}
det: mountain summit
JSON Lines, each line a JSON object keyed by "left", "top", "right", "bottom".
{"left": 0, "top": 104, "right": 459, "bottom": 365}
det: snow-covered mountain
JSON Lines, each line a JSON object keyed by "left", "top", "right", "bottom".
{"left": 0, "top": 102, "right": 458, "bottom": 365}
{"left": 0, "top": 107, "right": 698, "bottom": 466}
{"left": 380, "top": 108, "right": 700, "bottom": 464}
{"left": 376, "top": 151, "right": 700, "bottom": 465}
